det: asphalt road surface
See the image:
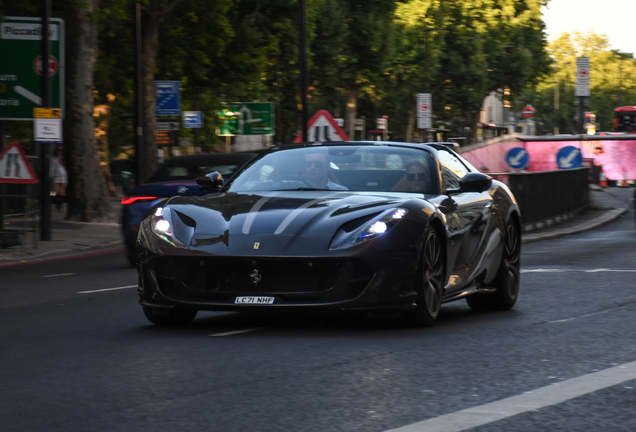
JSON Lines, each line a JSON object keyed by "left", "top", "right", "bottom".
{"left": 1, "top": 204, "right": 635, "bottom": 432}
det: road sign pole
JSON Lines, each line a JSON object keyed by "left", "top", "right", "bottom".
{"left": 39, "top": 0, "right": 52, "bottom": 241}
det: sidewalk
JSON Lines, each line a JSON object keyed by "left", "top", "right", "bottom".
{"left": 0, "top": 186, "right": 633, "bottom": 266}
{"left": 0, "top": 197, "right": 123, "bottom": 266}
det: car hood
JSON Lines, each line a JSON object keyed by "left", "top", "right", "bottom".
{"left": 160, "top": 191, "right": 416, "bottom": 254}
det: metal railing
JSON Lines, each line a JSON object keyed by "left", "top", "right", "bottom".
{"left": 492, "top": 167, "right": 589, "bottom": 225}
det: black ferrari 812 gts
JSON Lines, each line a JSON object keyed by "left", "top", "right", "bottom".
{"left": 135, "top": 142, "right": 521, "bottom": 326}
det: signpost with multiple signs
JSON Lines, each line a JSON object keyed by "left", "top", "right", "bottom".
{"left": 0, "top": 16, "right": 65, "bottom": 120}
{"left": 217, "top": 102, "right": 274, "bottom": 136}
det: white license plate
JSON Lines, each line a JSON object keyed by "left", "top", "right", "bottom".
{"left": 234, "top": 296, "right": 275, "bottom": 305}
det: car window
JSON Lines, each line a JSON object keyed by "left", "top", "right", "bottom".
{"left": 437, "top": 149, "right": 471, "bottom": 190}
{"left": 225, "top": 145, "right": 440, "bottom": 194}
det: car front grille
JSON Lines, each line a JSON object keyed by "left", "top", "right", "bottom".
{"left": 154, "top": 256, "right": 374, "bottom": 303}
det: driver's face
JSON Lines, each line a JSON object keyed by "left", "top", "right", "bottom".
{"left": 303, "top": 153, "right": 328, "bottom": 183}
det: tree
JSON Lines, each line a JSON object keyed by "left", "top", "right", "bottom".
{"left": 64, "top": 0, "right": 111, "bottom": 220}
{"left": 311, "top": 0, "right": 398, "bottom": 138}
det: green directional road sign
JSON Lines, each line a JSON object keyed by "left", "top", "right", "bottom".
{"left": 0, "top": 16, "right": 64, "bottom": 120}
{"left": 217, "top": 102, "right": 274, "bottom": 136}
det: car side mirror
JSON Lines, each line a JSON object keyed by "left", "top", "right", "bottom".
{"left": 196, "top": 171, "right": 224, "bottom": 191}
{"left": 458, "top": 172, "right": 492, "bottom": 193}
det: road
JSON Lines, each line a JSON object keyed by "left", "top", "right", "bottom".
{"left": 1, "top": 203, "right": 635, "bottom": 432}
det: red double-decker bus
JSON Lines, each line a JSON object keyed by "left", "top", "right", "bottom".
{"left": 614, "top": 106, "right": 636, "bottom": 133}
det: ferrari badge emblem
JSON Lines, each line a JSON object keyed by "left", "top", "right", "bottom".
{"left": 253, "top": 242, "right": 260, "bottom": 249}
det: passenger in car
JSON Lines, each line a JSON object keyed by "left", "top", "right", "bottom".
{"left": 392, "top": 158, "right": 431, "bottom": 193}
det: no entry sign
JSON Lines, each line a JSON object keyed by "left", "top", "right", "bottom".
{"left": 522, "top": 106, "right": 535, "bottom": 118}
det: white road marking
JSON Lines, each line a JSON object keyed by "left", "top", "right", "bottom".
{"left": 43, "top": 273, "right": 75, "bottom": 278}
{"left": 209, "top": 328, "right": 266, "bottom": 337}
{"left": 385, "top": 360, "right": 636, "bottom": 432}
{"left": 522, "top": 268, "right": 636, "bottom": 274}
{"left": 77, "top": 285, "right": 137, "bottom": 294}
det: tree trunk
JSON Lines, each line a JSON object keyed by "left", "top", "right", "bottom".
{"left": 140, "top": 0, "right": 162, "bottom": 183}
{"left": 345, "top": 88, "right": 357, "bottom": 139}
{"left": 64, "top": 0, "right": 110, "bottom": 221}
{"left": 466, "top": 111, "right": 480, "bottom": 144}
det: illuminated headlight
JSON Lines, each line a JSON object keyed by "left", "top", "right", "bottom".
{"left": 151, "top": 206, "right": 187, "bottom": 248}
{"left": 330, "top": 208, "right": 408, "bottom": 250}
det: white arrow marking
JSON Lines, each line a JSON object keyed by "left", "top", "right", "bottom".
{"left": 14, "top": 86, "right": 42, "bottom": 105}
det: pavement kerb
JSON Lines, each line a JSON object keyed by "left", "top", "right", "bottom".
{"left": 521, "top": 208, "right": 627, "bottom": 244}
{"left": 0, "top": 241, "right": 124, "bottom": 267}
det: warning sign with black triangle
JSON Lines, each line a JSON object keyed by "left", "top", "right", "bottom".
{"left": 294, "top": 110, "right": 350, "bottom": 143}
{"left": 0, "top": 143, "right": 39, "bottom": 184}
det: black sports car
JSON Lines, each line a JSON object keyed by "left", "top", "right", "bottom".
{"left": 135, "top": 142, "right": 521, "bottom": 326}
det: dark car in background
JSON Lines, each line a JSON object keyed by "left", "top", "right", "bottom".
{"left": 135, "top": 142, "right": 521, "bottom": 327}
{"left": 121, "top": 152, "right": 258, "bottom": 265}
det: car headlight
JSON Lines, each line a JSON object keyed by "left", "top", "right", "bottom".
{"left": 329, "top": 208, "right": 408, "bottom": 250}
{"left": 151, "top": 207, "right": 188, "bottom": 248}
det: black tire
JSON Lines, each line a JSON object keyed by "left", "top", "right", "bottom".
{"left": 467, "top": 218, "right": 520, "bottom": 311}
{"left": 142, "top": 306, "right": 198, "bottom": 326}
{"left": 405, "top": 227, "right": 444, "bottom": 327}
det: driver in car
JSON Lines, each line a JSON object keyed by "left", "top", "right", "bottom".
{"left": 302, "top": 152, "right": 348, "bottom": 190}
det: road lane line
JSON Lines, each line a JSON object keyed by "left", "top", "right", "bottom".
{"left": 209, "top": 328, "right": 266, "bottom": 337}
{"left": 385, "top": 360, "right": 636, "bottom": 432}
{"left": 77, "top": 285, "right": 137, "bottom": 294}
{"left": 522, "top": 268, "right": 636, "bottom": 274}
{"left": 43, "top": 273, "right": 76, "bottom": 278}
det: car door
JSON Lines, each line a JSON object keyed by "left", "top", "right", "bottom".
{"left": 436, "top": 149, "right": 494, "bottom": 292}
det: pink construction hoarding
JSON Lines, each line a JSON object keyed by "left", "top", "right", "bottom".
{"left": 461, "top": 139, "right": 636, "bottom": 180}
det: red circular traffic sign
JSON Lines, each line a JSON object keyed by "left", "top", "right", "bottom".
{"left": 522, "top": 105, "right": 535, "bottom": 118}
{"left": 420, "top": 104, "right": 429, "bottom": 112}
{"left": 578, "top": 69, "right": 588, "bottom": 78}
{"left": 34, "top": 55, "right": 58, "bottom": 76}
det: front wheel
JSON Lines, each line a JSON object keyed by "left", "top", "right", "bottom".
{"left": 405, "top": 227, "right": 445, "bottom": 327}
{"left": 143, "top": 307, "right": 198, "bottom": 326}
{"left": 467, "top": 218, "right": 520, "bottom": 311}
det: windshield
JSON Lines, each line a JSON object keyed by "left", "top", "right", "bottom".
{"left": 224, "top": 145, "right": 440, "bottom": 194}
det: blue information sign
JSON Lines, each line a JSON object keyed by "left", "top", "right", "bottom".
{"left": 505, "top": 147, "right": 529, "bottom": 170}
{"left": 556, "top": 146, "right": 582, "bottom": 169}
{"left": 155, "top": 81, "right": 181, "bottom": 116}
{"left": 183, "top": 111, "right": 203, "bottom": 128}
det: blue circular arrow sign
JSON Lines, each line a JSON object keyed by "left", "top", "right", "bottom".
{"left": 505, "top": 147, "right": 529, "bottom": 170}
{"left": 556, "top": 146, "right": 582, "bottom": 169}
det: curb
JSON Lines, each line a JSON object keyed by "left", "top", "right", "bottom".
{"left": 522, "top": 208, "right": 627, "bottom": 244}
{"left": 0, "top": 242, "right": 124, "bottom": 267}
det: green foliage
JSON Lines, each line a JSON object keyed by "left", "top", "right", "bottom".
{"left": 520, "top": 32, "right": 636, "bottom": 134}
